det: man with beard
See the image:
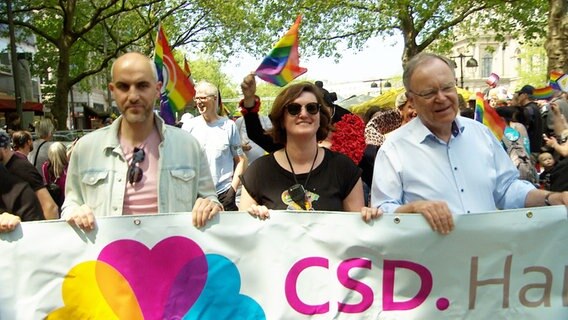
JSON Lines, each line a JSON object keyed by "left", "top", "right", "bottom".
{"left": 62, "top": 52, "right": 222, "bottom": 230}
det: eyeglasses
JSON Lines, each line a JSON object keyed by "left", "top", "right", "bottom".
{"left": 194, "top": 95, "right": 214, "bottom": 102}
{"left": 285, "top": 102, "right": 321, "bottom": 116}
{"left": 407, "top": 83, "right": 457, "bottom": 100}
{"left": 127, "top": 147, "right": 145, "bottom": 185}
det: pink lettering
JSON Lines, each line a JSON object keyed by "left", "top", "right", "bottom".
{"left": 337, "top": 258, "right": 374, "bottom": 313}
{"left": 285, "top": 257, "right": 329, "bottom": 315}
{"left": 383, "top": 259, "right": 433, "bottom": 310}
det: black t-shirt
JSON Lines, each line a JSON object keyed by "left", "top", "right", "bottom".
{"left": 5, "top": 154, "right": 46, "bottom": 191}
{"left": 0, "top": 165, "right": 43, "bottom": 221}
{"left": 240, "top": 148, "right": 362, "bottom": 211}
{"left": 550, "top": 158, "right": 568, "bottom": 192}
{"left": 522, "top": 102, "right": 543, "bottom": 153}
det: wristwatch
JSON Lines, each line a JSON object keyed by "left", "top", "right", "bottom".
{"left": 544, "top": 192, "right": 553, "bottom": 206}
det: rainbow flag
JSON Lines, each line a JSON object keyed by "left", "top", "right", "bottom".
{"left": 549, "top": 70, "right": 564, "bottom": 91}
{"left": 154, "top": 26, "right": 195, "bottom": 125}
{"left": 255, "top": 15, "right": 307, "bottom": 87}
{"left": 533, "top": 85, "right": 553, "bottom": 100}
{"left": 474, "top": 92, "right": 505, "bottom": 141}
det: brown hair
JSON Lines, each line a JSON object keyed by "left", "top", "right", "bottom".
{"left": 11, "top": 130, "right": 32, "bottom": 151}
{"left": 268, "top": 82, "right": 332, "bottom": 145}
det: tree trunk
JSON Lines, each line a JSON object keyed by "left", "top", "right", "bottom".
{"left": 545, "top": 0, "right": 568, "bottom": 73}
{"left": 52, "top": 45, "right": 71, "bottom": 130}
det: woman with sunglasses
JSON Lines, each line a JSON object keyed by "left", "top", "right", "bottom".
{"left": 239, "top": 82, "right": 381, "bottom": 221}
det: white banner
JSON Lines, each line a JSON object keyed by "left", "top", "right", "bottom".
{"left": 0, "top": 206, "right": 567, "bottom": 319}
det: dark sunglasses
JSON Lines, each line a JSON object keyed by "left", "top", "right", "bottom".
{"left": 285, "top": 102, "right": 321, "bottom": 116}
{"left": 127, "top": 147, "right": 145, "bottom": 185}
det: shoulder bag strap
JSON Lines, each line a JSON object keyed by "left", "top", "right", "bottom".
{"left": 34, "top": 140, "right": 48, "bottom": 167}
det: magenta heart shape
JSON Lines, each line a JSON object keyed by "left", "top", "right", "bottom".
{"left": 98, "top": 236, "right": 208, "bottom": 319}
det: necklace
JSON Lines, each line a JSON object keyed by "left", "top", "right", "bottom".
{"left": 284, "top": 146, "right": 319, "bottom": 210}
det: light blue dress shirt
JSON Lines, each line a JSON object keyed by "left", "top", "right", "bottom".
{"left": 371, "top": 116, "right": 535, "bottom": 214}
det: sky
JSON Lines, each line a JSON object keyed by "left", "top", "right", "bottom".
{"left": 221, "top": 35, "right": 405, "bottom": 89}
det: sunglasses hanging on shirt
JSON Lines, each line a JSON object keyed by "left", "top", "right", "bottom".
{"left": 127, "top": 147, "right": 145, "bottom": 185}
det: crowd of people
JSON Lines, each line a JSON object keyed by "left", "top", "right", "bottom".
{"left": 1, "top": 51, "right": 567, "bottom": 234}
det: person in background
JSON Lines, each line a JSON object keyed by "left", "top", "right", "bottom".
{"left": 182, "top": 81, "right": 248, "bottom": 211}
{"left": 42, "top": 142, "right": 69, "bottom": 208}
{"left": 239, "top": 82, "right": 381, "bottom": 222}
{"left": 11, "top": 130, "right": 34, "bottom": 159}
{"left": 538, "top": 152, "right": 555, "bottom": 190}
{"left": 28, "top": 118, "right": 55, "bottom": 180}
{"left": 5, "top": 113, "right": 22, "bottom": 135}
{"left": 0, "top": 130, "right": 59, "bottom": 220}
{"left": 370, "top": 53, "right": 568, "bottom": 234}
{"left": 0, "top": 164, "right": 43, "bottom": 232}
{"left": 62, "top": 52, "right": 222, "bottom": 231}
{"left": 513, "top": 85, "right": 544, "bottom": 156}
{"left": 396, "top": 92, "right": 418, "bottom": 124}
{"left": 235, "top": 114, "right": 271, "bottom": 165}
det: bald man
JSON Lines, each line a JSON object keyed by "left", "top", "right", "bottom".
{"left": 62, "top": 52, "right": 222, "bottom": 230}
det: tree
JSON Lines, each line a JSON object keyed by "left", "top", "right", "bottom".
{"left": 516, "top": 43, "right": 548, "bottom": 89}
{"left": 545, "top": 0, "right": 568, "bottom": 73}
{"left": 0, "top": 0, "right": 266, "bottom": 129}
{"left": 247, "top": 0, "right": 546, "bottom": 66}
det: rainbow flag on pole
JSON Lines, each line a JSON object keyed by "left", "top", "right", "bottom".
{"left": 255, "top": 15, "right": 307, "bottom": 87}
{"left": 154, "top": 26, "right": 195, "bottom": 125}
{"left": 474, "top": 92, "right": 505, "bottom": 141}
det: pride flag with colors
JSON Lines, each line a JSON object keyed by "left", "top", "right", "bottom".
{"left": 154, "top": 26, "right": 195, "bottom": 125}
{"left": 533, "top": 86, "right": 553, "bottom": 100}
{"left": 474, "top": 92, "right": 506, "bottom": 141}
{"left": 255, "top": 15, "right": 307, "bottom": 87}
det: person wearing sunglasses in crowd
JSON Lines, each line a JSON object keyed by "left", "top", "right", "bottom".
{"left": 370, "top": 53, "right": 568, "bottom": 234}
{"left": 238, "top": 73, "right": 353, "bottom": 153}
{"left": 62, "top": 52, "right": 222, "bottom": 231}
{"left": 239, "top": 82, "right": 381, "bottom": 222}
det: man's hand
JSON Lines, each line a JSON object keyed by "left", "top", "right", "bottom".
{"left": 192, "top": 198, "right": 223, "bottom": 228}
{"left": 241, "top": 73, "right": 257, "bottom": 101}
{"left": 65, "top": 204, "right": 96, "bottom": 231}
{"left": 0, "top": 212, "right": 21, "bottom": 233}
{"left": 360, "top": 207, "right": 383, "bottom": 222}
{"left": 401, "top": 200, "right": 454, "bottom": 234}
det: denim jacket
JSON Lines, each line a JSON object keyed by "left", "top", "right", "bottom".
{"left": 61, "top": 115, "right": 219, "bottom": 218}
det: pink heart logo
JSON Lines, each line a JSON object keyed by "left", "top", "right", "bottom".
{"left": 97, "top": 236, "right": 207, "bottom": 319}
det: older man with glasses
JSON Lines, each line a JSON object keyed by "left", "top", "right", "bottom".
{"left": 62, "top": 52, "right": 222, "bottom": 231}
{"left": 369, "top": 53, "right": 568, "bottom": 234}
{"left": 182, "top": 81, "right": 247, "bottom": 211}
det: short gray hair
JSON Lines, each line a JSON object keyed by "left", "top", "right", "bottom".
{"left": 36, "top": 118, "right": 55, "bottom": 139}
{"left": 402, "top": 53, "right": 455, "bottom": 90}
{"left": 195, "top": 81, "right": 219, "bottom": 111}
